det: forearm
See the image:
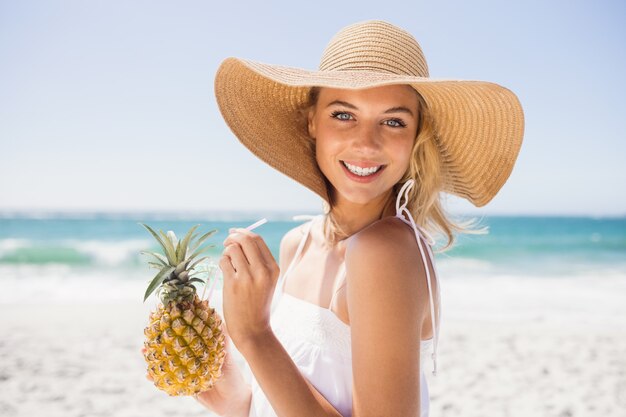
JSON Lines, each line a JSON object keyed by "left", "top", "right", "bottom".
{"left": 238, "top": 330, "right": 343, "bottom": 417}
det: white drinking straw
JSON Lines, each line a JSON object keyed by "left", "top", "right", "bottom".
{"left": 205, "top": 263, "right": 219, "bottom": 303}
{"left": 245, "top": 217, "right": 268, "bottom": 231}
{"left": 200, "top": 265, "right": 209, "bottom": 301}
{"left": 204, "top": 218, "right": 268, "bottom": 302}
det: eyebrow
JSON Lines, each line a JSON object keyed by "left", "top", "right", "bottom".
{"left": 325, "top": 100, "right": 415, "bottom": 117}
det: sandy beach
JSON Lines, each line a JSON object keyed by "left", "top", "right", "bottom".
{"left": 1, "top": 273, "right": 625, "bottom": 417}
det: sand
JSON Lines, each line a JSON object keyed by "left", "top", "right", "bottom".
{"left": 1, "top": 275, "right": 625, "bottom": 417}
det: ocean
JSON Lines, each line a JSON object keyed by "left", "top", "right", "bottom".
{"left": 1, "top": 212, "right": 625, "bottom": 306}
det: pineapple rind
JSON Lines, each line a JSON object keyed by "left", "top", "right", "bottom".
{"left": 144, "top": 296, "right": 226, "bottom": 396}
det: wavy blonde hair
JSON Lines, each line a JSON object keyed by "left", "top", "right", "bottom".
{"left": 300, "top": 86, "right": 483, "bottom": 250}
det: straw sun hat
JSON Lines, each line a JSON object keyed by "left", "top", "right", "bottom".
{"left": 214, "top": 20, "right": 524, "bottom": 207}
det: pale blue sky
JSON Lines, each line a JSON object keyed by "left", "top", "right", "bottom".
{"left": 1, "top": 0, "right": 625, "bottom": 216}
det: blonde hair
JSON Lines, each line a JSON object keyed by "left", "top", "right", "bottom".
{"left": 300, "top": 86, "right": 484, "bottom": 250}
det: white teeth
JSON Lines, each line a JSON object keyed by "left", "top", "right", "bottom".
{"left": 342, "top": 161, "right": 382, "bottom": 176}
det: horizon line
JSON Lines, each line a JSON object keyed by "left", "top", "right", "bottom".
{"left": 0, "top": 208, "right": 624, "bottom": 220}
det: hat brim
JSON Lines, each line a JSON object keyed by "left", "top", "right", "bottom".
{"left": 214, "top": 57, "right": 524, "bottom": 207}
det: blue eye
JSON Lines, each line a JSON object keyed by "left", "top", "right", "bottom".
{"left": 331, "top": 111, "right": 353, "bottom": 121}
{"left": 385, "top": 119, "right": 407, "bottom": 128}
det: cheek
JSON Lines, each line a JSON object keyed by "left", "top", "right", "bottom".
{"left": 391, "top": 136, "right": 414, "bottom": 160}
{"left": 314, "top": 131, "right": 341, "bottom": 162}
{"left": 314, "top": 139, "right": 335, "bottom": 175}
{"left": 392, "top": 141, "right": 415, "bottom": 176}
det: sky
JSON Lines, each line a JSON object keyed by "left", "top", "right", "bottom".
{"left": 1, "top": 0, "right": 625, "bottom": 216}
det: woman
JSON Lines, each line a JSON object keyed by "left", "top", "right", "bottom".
{"left": 202, "top": 20, "right": 524, "bottom": 417}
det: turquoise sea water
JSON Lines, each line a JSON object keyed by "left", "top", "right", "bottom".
{"left": 1, "top": 213, "right": 625, "bottom": 282}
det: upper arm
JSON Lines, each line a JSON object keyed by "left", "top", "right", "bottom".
{"left": 346, "top": 218, "right": 430, "bottom": 417}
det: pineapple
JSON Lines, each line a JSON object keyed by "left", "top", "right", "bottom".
{"left": 140, "top": 224, "right": 226, "bottom": 396}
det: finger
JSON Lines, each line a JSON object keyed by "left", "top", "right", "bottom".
{"left": 225, "top": 230, "right": 266, "bottom": 267}
{"left": 234, "top": 229, "right": 279, "bottom": 277}
{"left": 252, "top": 234, "right": 277, "bottom": 270}
{"left": 223, "top": 235, "right": 250, "bottom": 264}
{"left": 221, "top": 321, "right": 230, "bottom": 339}
{"left": 220, "top": 323, "right": 233, "bottom": 351}
{"left": 219, "top": 255, "right": 236, "bottom": 289}
{"left": 219, "top": 254, "right": 238, "bottom": 299}
{"left": 223, "top": 243, "right": 250, "bottom": 275}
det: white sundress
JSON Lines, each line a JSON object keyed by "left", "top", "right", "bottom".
{"left": 247, "top": 180, "right": 441, "bottom": 417}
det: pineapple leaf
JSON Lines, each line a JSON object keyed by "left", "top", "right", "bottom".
{"left": 139, "top": 224, "right": 175, "bottom": 265}
{"left": 187, "top": 272, "right": 208, "bottom": 280}
{"left": 139, "top": 223, "right": 171, "bottom": 262}
{"left": 186, "top": 232, "right": 200, "bottom": 254}
{"left": 144, "top": 266, "right": 175, "bottom": 302}
{"left": 177, "top": 224, "right": 200, "bottom": 261}
{"left": 157, "top": 230, "right": 178, "bottom": 264}
{"left": 188, "top": 256, "right": 210, "bottom": 271}
{"left": 140, "top": 251, "right": 168, "bottom": 266}
{"left": 187, "top": 277, "right": 205, "bottom": 285}
{"left": 188, "top": 229, "right": 218, "bottom": 253}
{"left": 174, "top": 240, "right": 180, "bottom": 261}
{"left": 148, "top": 262, "right": 165, "bottom": 270}
{"left": 187, "top": 244, "right": 214, "bottom": 263}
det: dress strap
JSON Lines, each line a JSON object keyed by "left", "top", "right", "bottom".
{"left": 395, "top": 179, "right": 440, "bottom": 376}
{"left": 271, "top": 215, "right": 318, "bottom": 313}
{"left": 328, "top": 262, "right": 347, "bottom": 307}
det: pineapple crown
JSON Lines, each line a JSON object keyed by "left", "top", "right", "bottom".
{"left": 140, "top": 224, "right": 217, "bottom": 304}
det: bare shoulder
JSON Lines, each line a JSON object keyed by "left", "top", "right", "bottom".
{"left": 278, "top": 221, "right": 309, "bottom": 272}
{"left": 347, "top": 216, "right": 417, "bottom": 252}
{"left": 344, "top": 215, "right": 436, "bottom": 333}
{"left": 346, "top": 216, "right": 426, "bottom": 279}
{"left": 345, "top": 215, "right": 430, "bottom": 317}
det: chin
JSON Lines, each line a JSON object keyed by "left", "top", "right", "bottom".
{"left": 335, "top": 187, "right": 389, "bottom": 206}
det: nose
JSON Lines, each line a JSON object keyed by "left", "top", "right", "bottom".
{"left": 351, "top": 123, "right": 382, "bottom": 153}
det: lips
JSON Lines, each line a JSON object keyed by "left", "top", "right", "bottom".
{"left": 340, "top": 160, "right": 386, "bottom": 182}
{"left": 341, "top": 161, "right": 383, "bottom": 176}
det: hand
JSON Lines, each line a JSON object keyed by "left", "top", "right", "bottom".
{"left": 220, "top": 228, "right": 280, "bottom": 350}
{"left": 193, "top": 325, "right": 252, "bottom": 416}
{"left": 142, "top": 326, "right": 251, "bottom": 416}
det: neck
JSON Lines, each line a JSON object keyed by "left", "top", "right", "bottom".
{"left": 328, "top": 190, "right": 397, "bottom": 239}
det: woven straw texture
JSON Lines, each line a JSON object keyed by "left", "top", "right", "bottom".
{"left": 214, "top": 20, "right": 524, "bottom": 207}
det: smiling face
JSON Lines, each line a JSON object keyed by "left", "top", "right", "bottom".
{"left": 307, "top": 85, "right": 420, "bottom": 209}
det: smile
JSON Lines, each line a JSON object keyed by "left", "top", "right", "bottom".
{"left": 340, "top": 161, "right": 386, "bottom": 180}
